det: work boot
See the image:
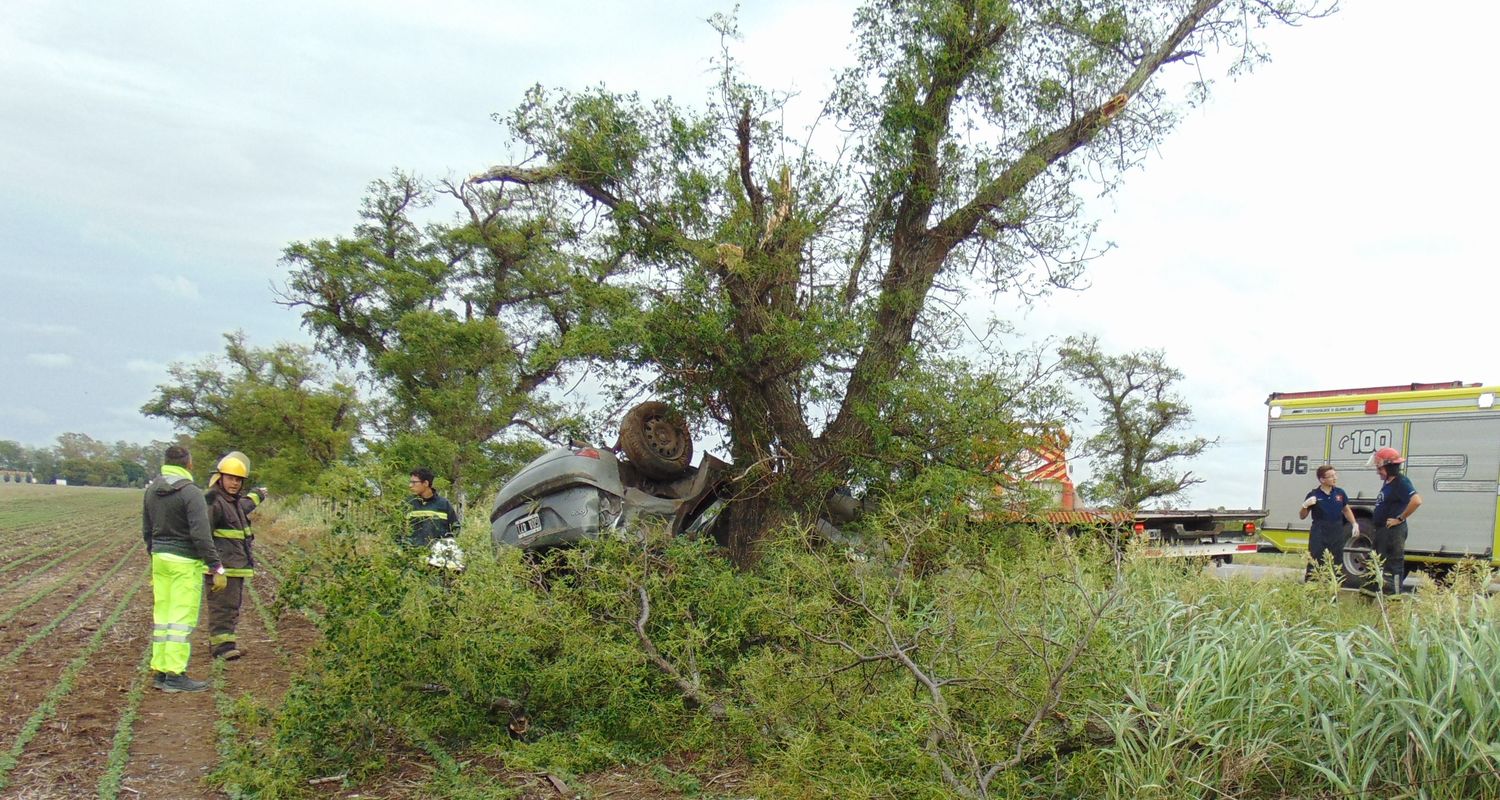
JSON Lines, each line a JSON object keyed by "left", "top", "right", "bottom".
{"left": 152, "top": 671, "right": 166, "bottom": 690}
{"left": 212, "top": 642, "right": 243, "bottom": 661}
{"left": 158, "top": 673, "right": 209, "bottom": 693}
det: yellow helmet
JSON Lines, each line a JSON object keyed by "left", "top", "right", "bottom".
{"left": 215, "top": 452, "right": 250, "bottom": 478}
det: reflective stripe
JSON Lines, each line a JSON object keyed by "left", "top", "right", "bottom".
{"left": 407, "top": 510, "right": 449, "bottom": 519}
{"left": 153, "top": 634, "right": 191, "bottom": 644}
{"left": 210, "top": 633, "right": 237, "bottom": 645}
{"left": 154, "top": 623, "right": 193, "bottom": 633}
{"left": 213, "top": 529, "right": 247, "bottom": 540}
{"left": 202, "top": 567, "right": 254, "bottom": 576}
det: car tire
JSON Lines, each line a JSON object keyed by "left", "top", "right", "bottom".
{"left": 1341, "top": 519, "right": 1375, "bottom": 590}
{"left": 620, "top": 401, "right": 694, "bottom": 480}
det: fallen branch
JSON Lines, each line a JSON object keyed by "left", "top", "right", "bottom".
{"left": 634, "top": 586, "right": 725, "bottom": 717}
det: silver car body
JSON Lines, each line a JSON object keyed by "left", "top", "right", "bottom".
{"left": 490, "top": 446, "right": 727, "bottom": 551}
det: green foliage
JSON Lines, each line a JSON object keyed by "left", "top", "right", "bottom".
{"left": 1097, "top": 564, "right": 1500, "bottom": 799}
{"left": 279, "top": 171, "right": 637, "bottom": 497}
{"left": 0, "top": 434, "right": 167, "bottom": 487}
{"left": 471, "top": 0, "right": 1330, "bottom": 542}
{"left": 234, "top": 498, "right": 1500, "bottom": 798}
{"left": 141, "top": 331, "right": 361, "bottom": 496}
{"left": 1058, "top": 334, "right": 1215, "bottom": 508}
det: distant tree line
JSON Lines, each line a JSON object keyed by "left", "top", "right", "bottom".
{"left": 0, "top": 434, "right": 173, "bottom": 488}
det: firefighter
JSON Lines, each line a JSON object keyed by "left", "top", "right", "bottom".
{"left": 1298, "top": 465, "right": 1358, "bottom": 581}
{"left": 406, "top": 467, "right": 460, "bottom": 548}
{"left": 1369, "top": 447, "right": 1422, "bottom": 595}
{"left": 204, "top": 452, "right": 267, "bottom": 660}
{"left": 142, "top": 445, "right": 224, "bottom": 692}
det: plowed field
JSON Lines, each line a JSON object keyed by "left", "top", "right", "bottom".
{"left": 0, "top": 483, "right": 316, "bottom": 799}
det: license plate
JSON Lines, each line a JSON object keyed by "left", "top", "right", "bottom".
{"left": 515, "top": 513, "right": 543, "bottom": 540}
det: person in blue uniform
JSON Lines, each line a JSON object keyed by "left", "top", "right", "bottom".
{"left": 1369, "top": 447, "right": 1422, "bottom": 595}
{"left": 1299, "top": 464, "right": 1358, "bottom": 581}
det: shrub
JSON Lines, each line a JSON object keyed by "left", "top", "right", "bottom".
{"left": 230, "top": 505, "right": 1500, "bottom": 799}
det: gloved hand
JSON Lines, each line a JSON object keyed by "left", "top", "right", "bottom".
{"left": 1301, "top": 497, "right": 1318, "bottom": 509}
{"left": 211, "top": 571, "right": 228, "bottom": 592}
{"left": 253, "top": 486, "right": 269, "bottom": 500}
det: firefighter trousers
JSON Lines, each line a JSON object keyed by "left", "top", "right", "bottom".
{"left": 205, "top": 575, "right": 245, "bottom": 646}
{"left": 151, "top": 552, "right": 204, "bottom": 675}
{"left": 205, "top": 536, "right": 253, "bottom": 647}
{"left": 1373, "top": 520, "right": 1408, "bottom": 593}
{"left": 1305, "top": 520, "right": 1346, "bottom": 580}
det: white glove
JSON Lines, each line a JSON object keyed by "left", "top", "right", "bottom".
{"left": 1301, "top": 497, "right": 1318, "bottom": 509}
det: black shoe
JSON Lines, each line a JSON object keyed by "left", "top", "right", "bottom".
{"left": 158, "top": 673, "right": 209, "bottom": 693}
{"left": 212, "top": 642, "right": 243, "bottom": 661}
{"left": 151, "top": 671, "right": 166, "bottom": 690}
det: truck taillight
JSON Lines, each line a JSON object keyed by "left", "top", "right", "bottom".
{"left": 574, "top": 448, "right": 600, "bottom": 459}
{"left": 1236, "top": 543, "right": 1259, "bottom": 552}
{"left": 1132, "top": 523, "right": 1146, "bottom": 534}
{"left": 1242, "top": 522, "right": 1257, "bottom": 534}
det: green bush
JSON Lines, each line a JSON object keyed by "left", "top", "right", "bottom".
{"left": 229, "top": 506, "right": 1500, "bottom": 799}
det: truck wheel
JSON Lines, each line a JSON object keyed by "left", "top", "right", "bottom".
{"left": 619, "top": 401, "right": 694, "bottom": 480}
{"left": 1341, "top": 522, "right": 1375, "bottom": 590}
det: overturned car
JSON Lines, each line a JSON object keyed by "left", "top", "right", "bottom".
{"left": 490, "top": 402, "right": 731, "bottom": 551}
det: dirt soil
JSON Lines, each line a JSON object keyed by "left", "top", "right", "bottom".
{"left": 0, "top": 484, "right": 747, "bottom": 799}
{"left": 0, "top": 485, "right": 317, "bottom": 800}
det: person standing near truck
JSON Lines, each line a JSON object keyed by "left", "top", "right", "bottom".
{"left": 1370, "top": 447, "right": 1422, "bottom": 595}
{"left": 203, "top": 452, "right": 267, "bottom": 660}
{"left": 1299, "top": 465, "right": 1359, "bottom": 581}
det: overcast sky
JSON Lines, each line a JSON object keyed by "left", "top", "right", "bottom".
{"left": 2, "top": 1, "right": 1494, "bottom": 508}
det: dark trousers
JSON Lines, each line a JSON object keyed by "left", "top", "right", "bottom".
{"left": 1372, "top": 520, "right": 1408, "bottom": 593}
{"left": 205, "top": 535, "right": 253, "bottom": 647}
{"left": 1305, "top": 520, "right": 1346, "bottom": 580}
{"left": 205, "top": 575, "right": 245, "bottom": 646}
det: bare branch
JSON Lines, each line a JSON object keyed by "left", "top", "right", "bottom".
{"left": 633, "top": 586, "right": 723, "bottom": 717}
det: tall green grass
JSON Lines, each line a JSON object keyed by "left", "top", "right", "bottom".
{"left": 223, "top": 503, "right": 1500, "bottom": 799}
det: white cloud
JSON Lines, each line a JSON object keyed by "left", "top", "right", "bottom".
{"left": 125, "top": 359, "right": 164, "bottom": 374}
{"left": 25, "top": 353, "right": 74, "bottom": 368}
{"left": 149, "top": 274, "right": 201, "bottom": 300}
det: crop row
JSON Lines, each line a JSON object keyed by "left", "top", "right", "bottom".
{"left": 0, "top": 546, "right": 139, "bottom": 670}
{"left": 0, "top": 575, "right": 144, "bottom": 791}
{"left": 0, "top": 538, "right": 135, "bottom": 628}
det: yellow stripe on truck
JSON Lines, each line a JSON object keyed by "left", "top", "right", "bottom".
{"left": 1259, "top": 528, "right": 1309, "bottom": 553}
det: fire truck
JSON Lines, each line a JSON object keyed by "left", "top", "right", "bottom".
{"left": 1260, "top": 381, "right": 1500, "bottom": 580}
{"left": 1002, "top": 433, "right": 1264, "bottom": 561}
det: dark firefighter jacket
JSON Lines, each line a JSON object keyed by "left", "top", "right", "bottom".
{"left": 406, "top": 493, "right": 460, "bottom": 547}
{"left": 205, "top": 486, "right": 264, "bottom": 578}
{"left": 142, "top": 465, "right": 222, "bottom": 570}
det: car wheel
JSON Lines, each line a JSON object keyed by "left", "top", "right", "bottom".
{"left": 620, "top": 401, "right": 694, "bottom": 479}
{"left": 1341, "top": 520, "right": 1375, "bottom": 589}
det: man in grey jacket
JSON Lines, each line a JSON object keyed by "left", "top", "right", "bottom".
{"left": 142, "top": 445, "right": 225, "bottom": 692}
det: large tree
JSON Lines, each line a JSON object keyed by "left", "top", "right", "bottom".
{"left": 141, "top": 332, "right": 361, "bottom": 495}
{"left": 466, "top": 0, "right": 1325, "bottom": 552}
{"left": 1057, "top": 334, "right": 1213, "bottom": 508}
{"left": 276, "top": 172, "right": 636, "bottom": 497}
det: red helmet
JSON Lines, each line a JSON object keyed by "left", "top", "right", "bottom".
{"left": 1368, "top": 446, "right": 1404, "bottom": 466}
